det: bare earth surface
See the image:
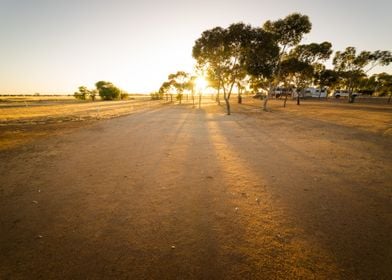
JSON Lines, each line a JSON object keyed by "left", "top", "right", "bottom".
{"left": 1, "top": 99, "right": 391, "bottom": 279}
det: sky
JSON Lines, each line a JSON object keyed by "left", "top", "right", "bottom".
{"left": 0, "top": 0, "right": 391, "bottom": 94}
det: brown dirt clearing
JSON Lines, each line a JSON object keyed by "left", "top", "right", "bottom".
{"left": 1, "top": 99, "right": 391, "bottom": 279}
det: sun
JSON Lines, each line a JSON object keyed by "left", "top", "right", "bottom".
{"left": 195, "top": 76, "right": 208, "bottom": 92}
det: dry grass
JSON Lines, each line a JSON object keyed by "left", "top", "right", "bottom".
{"left": 0, "top": 96, "right": 160, "bottom": 125}
{"left": 237, "top": 98, "right": 392, "bottom": 136}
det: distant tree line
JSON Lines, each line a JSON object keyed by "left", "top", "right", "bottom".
{"left": 160, "top": 13, "right": 391, "bottom": 114}
{"left": 74, "top": 81, "right": 128, "bottom": 101}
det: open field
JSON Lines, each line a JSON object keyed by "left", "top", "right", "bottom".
{"left": 0, "top": 97, "right": 164, "bottom": 150}
{"left": 0, "top": 98, "right": 391, "bottom": 279}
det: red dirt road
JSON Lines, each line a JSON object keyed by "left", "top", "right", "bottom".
{"left": 1, "top": 102, "right": 391, "bottom": 279}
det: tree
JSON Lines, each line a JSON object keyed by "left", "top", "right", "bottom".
{"left": 284, "top": 41, "right": 332, "bottom": 105}
{"left": 159, "top": 81, "right": 174, "bottom": 102}
{"left": 260, "top": 13, "right": 312, "bottom": 110}
{"left": 74, "top": 86, "right": 97, "bottom": 101}
{"left": 369, "top": 73, "right": 392, "bottom": 103}
{"left": 333, "top": 47, "right": 392, "bottom": 103}
{"left": 188, "top": 76, "right": 197, "bottom": 107}
{"left": 74, "top": 86, "right": 89, "bottom": 100}
{"left": 280, "top": 57, "right": 314, "bottom": 105}
{"left": 95, "top": 81, "right": 121, "bottom": 101}
{"left": 193, "top": 23, "right": 255, "bottom": 115}
{"left": 314, "top": 68, "right": 340, "bottom": 98}
{"left": 167, "top": 71, "right": 190, "bottom": 104}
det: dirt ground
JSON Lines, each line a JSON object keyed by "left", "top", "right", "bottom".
{"left": 0, "top": 98, "right": 391, "bottom": 279}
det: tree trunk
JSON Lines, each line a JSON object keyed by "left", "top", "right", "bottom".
{"left": 297, "top": 90, "right": 301, "bottom": 105}
{"left": 348, "top": 81, "right": 355, "bottom": 103}
{"left": 170, "top": 94, "right": 173, "bottom": 102}
{"left": 223, "top": 87, "right": 231, "bottom": 115}
{"left": 263, "top": 94, "right": 269, "bottom": 111}
{"left": 216, "top": 87, "right": 221, "bottom": 105}
{"left": 238, "top": 93, "right": 242, "bottom": 104}
{"left": 283, "top": 92, "right": 288, "bottom": 107}
{"left": 224, "top": 96, "right": 231, "bottom": 115}
{"left": 388, "top": 94, "right": 391, "bottom": 104}
{"left": 263, "top": 84, "right": 273, "bottom": 111}
{"left": 199, "top": 94, "right": 202, "bottom": 109}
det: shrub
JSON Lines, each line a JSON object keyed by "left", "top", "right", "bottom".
{"left": 96, "top": 81, "right": 121, "bottom": 100}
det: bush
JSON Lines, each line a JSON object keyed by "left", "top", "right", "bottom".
{"left": 96, "top": 81, "right": 121, "bottom": 100}
{"left": 120, "top": 93, "right": 129, "bottom": 100}
{"left": 74, "top": 91, "right": 86, "bottom": 100}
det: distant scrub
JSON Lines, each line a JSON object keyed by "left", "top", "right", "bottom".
{"left": 150, "top": 92, "right": 163, "bottom": 100}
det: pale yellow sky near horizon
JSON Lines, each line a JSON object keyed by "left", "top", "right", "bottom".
{"left": 0, "top": 0, "right": 391, "bottom": 94}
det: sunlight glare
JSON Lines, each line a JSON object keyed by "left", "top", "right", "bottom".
{"left": 195, "top": 76, "right": 208, "bottom": 92}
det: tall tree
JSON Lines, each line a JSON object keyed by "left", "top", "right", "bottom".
{"left": 193, "top": 23, "right": 258, "bottom": 115}
{"left": 260, "top": 13, "right": 312, "bottom": 110}
{"left": 285, "top": 41, "right": 333, "bottom": 104}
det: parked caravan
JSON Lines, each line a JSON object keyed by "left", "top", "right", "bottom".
{"left": 293, "top": 87, "right": 327, "bottom": 98}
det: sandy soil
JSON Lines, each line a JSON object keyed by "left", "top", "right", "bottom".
{"left": 0, "top": 98, "right": 391, "bottom": 279}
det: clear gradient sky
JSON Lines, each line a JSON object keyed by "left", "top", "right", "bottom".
{"left": 0, "top": 0, "right": 391, "bottom": 94}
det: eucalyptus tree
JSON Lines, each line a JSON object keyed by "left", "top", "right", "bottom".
{"left": 314, "top": 68, "right": 340, "bottom": 98}
{"left": 159, "top": 81, "right": 175, "bottom": 102}
{"left": 280, "top": 57, "right": 313, "bottom": 105}
{"left": 193, "top": 23, "right": 258, "bottom": 115}
{"left": 284, "top": 41, "right": 333, "bottom": 104}
{"left": 369, "top": 73, "right": 392, "bottom": 103}
{"left": 333, "top": 47, "right": 392, "bottom": 103}
{"left": 260, "top": 13, "right": 312, "bottom": 110}
{"left": 167, "top": 71, "right": 191, "bottom": 104}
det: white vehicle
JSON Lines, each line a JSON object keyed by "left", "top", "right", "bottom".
{"left": 330, "top": 90, "right": 361, "bottom": 98}
{"left": 293, "top": 87, "right": 327, "bottom": 98}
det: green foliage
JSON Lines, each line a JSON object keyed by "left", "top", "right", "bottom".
{"left": 193, "top": 22, "right": 278, "bottom": 113}
{"left": 263, "top": 13, "right": 312, "bottom": 49}
{"left": 74, "top": 86, "right": 98, "bottom": 101}
{"left": 315, "top": 68, "right": 340, "bottom": 91}
{"left": 168, "top": 71, "right": 191, "bottom": 95}
{"left": 95, "top": 81, "right": 121, "bottom": 100}
{"left": 280, "top": 57, "right": 314, "bottom": 90}
{"left": 289, "top": 42, "right": 332, "bottom": 64}
{"left": 159, "top": 81, "right": 174, "bottom": 94}
{"left": 333, "top": 47, "right": 391, "bottom": 102}
{"left": 74, "top": 86, "right": 89, "bottom": 100}
{"left": 244, "top": 28, "right": 280, "bottom": 79}
{"left": 158, "top": 71, "right": 192, "bottom": 104}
